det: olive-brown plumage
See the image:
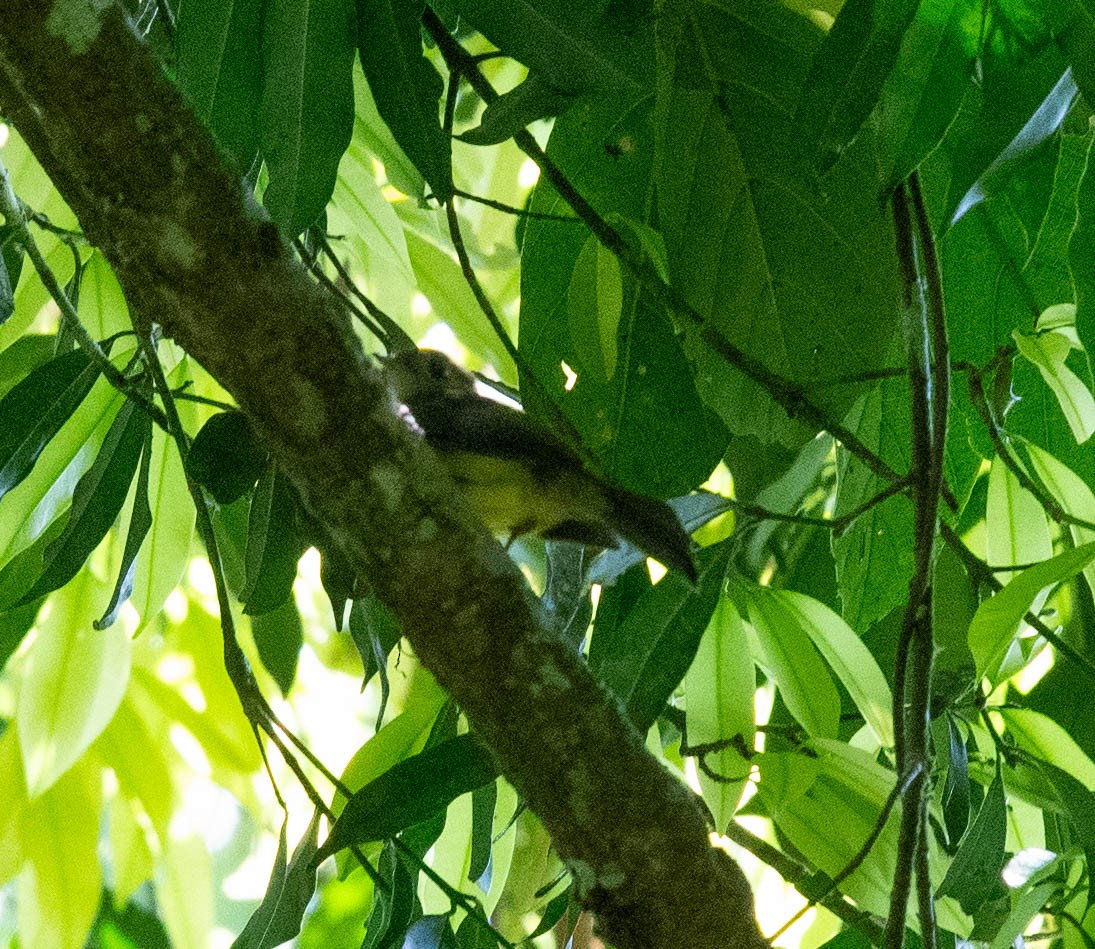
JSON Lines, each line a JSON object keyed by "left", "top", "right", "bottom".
{"left": 384, "top": 349, "right": 696, "bottom": 581}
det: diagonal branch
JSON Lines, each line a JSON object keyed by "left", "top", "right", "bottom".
{"left": 0, "top": 4, "right": 765, "bottom": 946}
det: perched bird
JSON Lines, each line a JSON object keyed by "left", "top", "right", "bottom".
{"left": 384, "top": 348, "right": 696, "bottom": 581}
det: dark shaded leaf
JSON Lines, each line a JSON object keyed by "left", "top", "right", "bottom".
{"left": 348, "top": 594, "right": 402, "bottom": 725}
{"left": 86, "top": 887, "right": 173, "bottom": 949}
{"left": 243, "top": 465, "right": 304, "bottom": 615}
{"left": 468, "top": 780, "right": 496, "bottom": 888}
{"left": 0, "top": 222, "right": 19, "bottom": 326}
{"left": 448, "top": 0, "right": 651, "bottom": 95}
{"left": 876, "top": 0, "right": 977, "bottom": 187}
{"left": 233, "top": 812, "right": 321, "bottom": 948}
{"left": 936, "top": 768, "right": 1008, "bottom": 914}
{"left": 188, "top": 410, "right": 267, "bottom": 505}
{"left": 461, "top": 74, "right": 575, "bottom": 146}
{"left": 17, "top": 398, "right": 146, "bottom": 606}
{"left": 1034, "top": 757, "right": 1095, "bottom": 911}
{"left": 315, "top": 734, "right": 498, "bottom": 862}
{"left": 356, "top": 0, "right": 452, "bottom": 200}
{"left": 794, "top": 0, "right": 921, "bottom": 173}
{"left": 942, "top": 714, "right": 971, "bottom": 848}
{"left": 527, "top": 887, "right": 571, "bottom": 939}
{"left": 0, "top": 348, "right": 98, "bottom": 501}
{"left": 589, "top": 543, "right": 729, "bottom": 732}
{"left": 456, "top": 913, "right": 503, "bottom": 948}
{"left": 177, "top": 0, "right": 265, "bottom": 169}
{"left": 250, "top": 595, "right": 304, "bottom": 696}
{"left": 96, "top": 417, "right": 154, "bottom": 629}
{"left": 363, "top": 840, "right": 419, "bottom": 949}
{"left": 262, "top": 0, "right": 357, "bottom": 234}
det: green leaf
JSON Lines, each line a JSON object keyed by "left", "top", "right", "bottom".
{"left": 356, "top": 0, "right": 451, "bottom": 201}
{"left": 131, "top": 417, "right": 195, "bottom": 633}
{"left": 937, "top": 769, "right": 1008, "bottom": 915}
{"left": 348, "top": 594, "right": 402, "bottom": 725}
{"left": 188, "top": 410, "right": 267, "bottom": 505}
{"left": 832, "top": 377, "right": 915, "bottom": 631}
{"left": 923, "top": 12, "right": 1070, "bottom": 229}
{"left": 654, "top": 5, "right": 900, "bottom": 444}
{"left": 95, "top": 414, "right": 154, "bottom": 630}
{"left": 261, "top": 0, "right": 356, "bottom": 234}
{"left": 1028, "top": 756, "right": 1095, "bottom": 912}
{"left": 462, "top": 74, "right": 575, "bottom": 146}
{"left": 18, "top": 758, "right": 102, "bottom": 948}
{"left": 17, "top": 567, "right": 132, "bottom": 796}
{"left": 177, "top": 0, "right": 265, "bottom": 169}
{"left": 521, "top": 93, "right": 726, "bottom": 495}
{"left": 985, "top": 458, "right": 1052, "bottom": 583}
{"left": 17, "top": 399, "right": 147, "bottom": 606}
{"left": 794, "top": 0, "right": 921, "bottom": 173}
{"left": 1013, "top": 327, "right": 1095, "bottom": 443}
{"left": 590, "top": 544, "right": 729, "bottom": 733}
{"left": 941, "top": 715, "right": 971, "bottom": 847}
{"left": 243, "top": 465, "right": 303, "bottom": 615}
{"left": 316, "top": 734, "right": 498, "bottom": 862}
{"left": 0, "top": 222, "right": 21, "bottom": 327}
{"left": 250, "top": 595, "right": 304, "bottom": 696}
{"left": 352, "top": 62, "right": 425, "bottom": 200}
{"left": 1000, "top": 707, "right": 1095, "bottom": 790}
{"left": 745, "top": 587, "right": 841, "bottom": 740}
{"left": 449, "top": 0, "right": 651, "bottom": 96}
{"left": 683, "top": 597, "right": 754, "bottom": 832}
{"left": 233, "top": 814, "right": 320, "bottom": 949}
{"left": 756, "top": 743, "right": 902, "bottom": 921}
{"left": 761, "top": 589, "right": 893, "bottom": 747}
{"left": 968, "top": 541, "right": 1095, "bottom": 682}
{"left": 875, "top": 0, "right": 977, "bottom": 187}
{"left": 1022, "top": 440, "right": 1095, "bottom": 594}
{"left": 0, "top": 348, "right": 97, "bottom": 501}
{"left": 1072, "top": 129, "right": 1095, "bottom": 374}
{"left": 567, "top": 232, "right": 622, "bottom": 382}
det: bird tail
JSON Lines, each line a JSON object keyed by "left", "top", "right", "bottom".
{"left": 608, "top": 488, "right": 697, "bottom": 582}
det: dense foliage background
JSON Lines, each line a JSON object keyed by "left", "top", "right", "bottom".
{"left": 4, "top": 0, "right": 1095, "bottom": 946}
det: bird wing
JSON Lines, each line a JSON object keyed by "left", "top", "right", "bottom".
{"left": 410, "top": 394, "right": 585, "bottom": 478}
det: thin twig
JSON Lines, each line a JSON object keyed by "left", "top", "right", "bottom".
{"left": 452, "top": 187, "right": 582, "bottom": 223}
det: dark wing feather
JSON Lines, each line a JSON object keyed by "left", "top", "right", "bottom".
{"left": 409, "top": 394, "right": 584, "bottom": 477}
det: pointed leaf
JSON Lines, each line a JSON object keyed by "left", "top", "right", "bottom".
{"left": 18, "top": 399, "right": 147, "bottom": 605}
{"left": 18, "top": 568, "right": 131, "bottom": 796}
{"left": 243, "top": 465, "right": 303, "bottom": 615}
{"left": 937, "top": 768, "right": 1007, "bottom": 915}
{"left": 316, "top": 733, "right": 498, "bottom": 862}
{"left": 746, "top": 587, "right": 840, "bottom": 740}
{"left": 357, "top": 0, "right": 452, "bottom": 199}
{"left": 794, "top": 0, "right": 921, "bottom": 172}
{"left": 261, "top": 0, "right": 356, "bottom": 234}
{"left": 233, "top": 813, "right": 320, "bottom": 949}
{"left": 0, "top": 348, "right": 97, "bottom": 501}
{"left": 96, "top": 417, "right": 154, "bottom": 629}
{"left": 969, "top": 541, "right": 1095, "bottom": 682}
{"left": 177, "top": 0, "right": 265, "bottom": 168}
{"left": 591, "top": 544, "right": 729, "bottom": 733}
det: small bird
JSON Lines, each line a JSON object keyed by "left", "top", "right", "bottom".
{"left": 384, "top": 348, "right": 697, "bottom": 582}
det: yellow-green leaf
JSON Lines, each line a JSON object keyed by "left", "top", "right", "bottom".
{"left": 18, "top": 567, "right": 131, "bottom": 797}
